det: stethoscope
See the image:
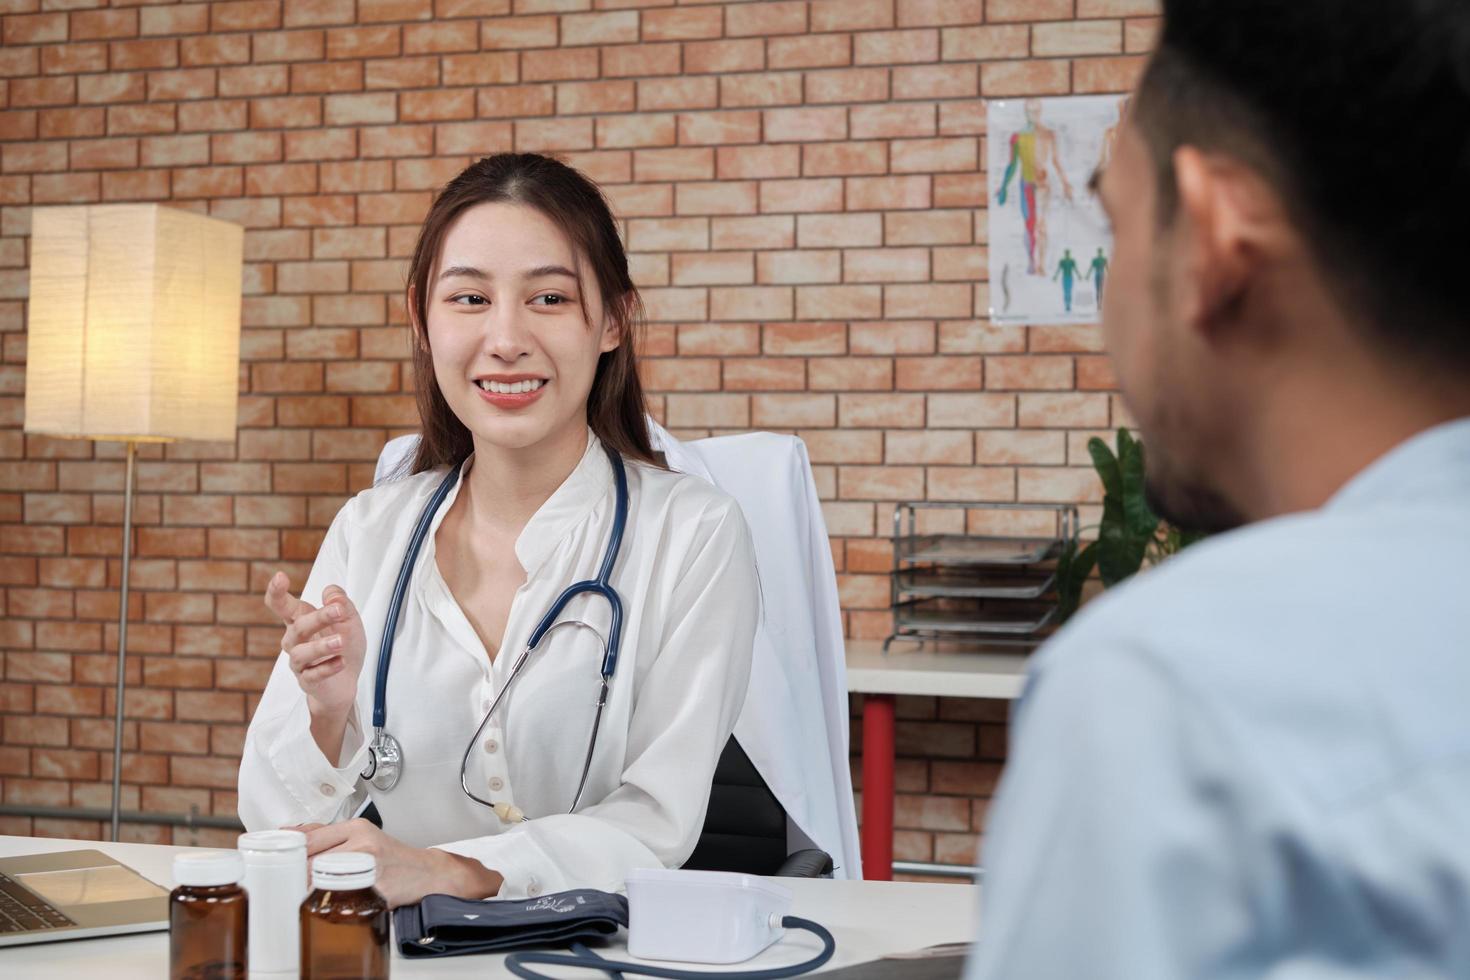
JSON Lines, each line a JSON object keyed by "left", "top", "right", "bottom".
{"left": 360, "top": 443, "right": 628, "bottom": 822}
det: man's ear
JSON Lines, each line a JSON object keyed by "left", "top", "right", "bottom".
{"left": 1171, "top": 146, "right": 1269, "bottom": 341}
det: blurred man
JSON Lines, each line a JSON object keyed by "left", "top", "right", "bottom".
{"left": 968, "top": 1, "right": 1470, "bottom": 977}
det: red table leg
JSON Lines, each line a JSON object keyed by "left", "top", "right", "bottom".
{"left": 861, "top": 692, "right": 896, "bottom": 881}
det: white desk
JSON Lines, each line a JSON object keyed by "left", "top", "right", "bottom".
{"left": 845, "top": 641, "right": 1029, "bottom": 881}
{"left": 0, "top": 835, "right": 977, "bottom": 977}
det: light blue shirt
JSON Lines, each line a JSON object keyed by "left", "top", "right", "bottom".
{"left": 968, "top": 418, "right": 1470, "bottom": 980}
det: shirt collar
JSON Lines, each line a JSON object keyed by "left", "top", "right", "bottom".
{"left": 418, "top": 428, "right": 615, "bottom": 580}
{"left": 1326, "top": 415, "right": 1470, "bottom": 512}
{"left": 512, "top": 429, "right": 615, "bottom": 576}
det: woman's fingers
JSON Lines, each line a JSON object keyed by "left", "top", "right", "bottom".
{"left": 282, "top": 600, "right": 345, "bottom": 652}
{"left": 264, "top": 571, "right": 312, "bottom": 625}
{"left": 288, "top": 631, "right": 346, "bottom": 676}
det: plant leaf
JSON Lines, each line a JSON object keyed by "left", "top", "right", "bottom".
{"left": 1056, "top": 539, "right": 1097, "bottom": 622}
{"left": 1119, "top": 431, "right": 1160, "bottom": 539}
{"left": 1087, "top": 436, "right": 1122, "bottom": 501}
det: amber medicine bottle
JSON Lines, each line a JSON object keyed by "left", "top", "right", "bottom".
{"left": 300, "top": 852, "right": 391, "bottom": 979}
{"left": 170, "top": 850, "right": 247, "bottom": 980}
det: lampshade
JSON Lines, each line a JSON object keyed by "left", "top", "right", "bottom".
{"left": 24, "top": 203, "right": 244, "bottom": 443}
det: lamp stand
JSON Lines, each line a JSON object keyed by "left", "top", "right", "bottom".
{"left": 109, "top": 440, "right": 137, "bottom": 843}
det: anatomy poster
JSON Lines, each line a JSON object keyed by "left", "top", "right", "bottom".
{"left": 987, "top": 95, "right": 1125, "bottom": 325}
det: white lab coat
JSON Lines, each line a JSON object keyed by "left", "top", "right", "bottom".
{"left": 649, "top": 423, "right": 862, "bottom": 880}
{"left": 238, "top": 432, "right": 759, "bottom": 899}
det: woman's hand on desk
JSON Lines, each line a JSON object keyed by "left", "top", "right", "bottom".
{"left": 291, "top": 818, "right": 505, "bottom": 908}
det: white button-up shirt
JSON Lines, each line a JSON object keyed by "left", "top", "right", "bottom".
{"left": 239, "top": 432, "right": 759, "bottom": 899}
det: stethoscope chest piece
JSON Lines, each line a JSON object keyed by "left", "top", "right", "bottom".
{"left": 365, "top": 728, "right": 403, "bottom": 792}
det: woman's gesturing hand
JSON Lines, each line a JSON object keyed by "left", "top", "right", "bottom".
{"left": 264, "top": 572, "right": 367, "bottom": 722}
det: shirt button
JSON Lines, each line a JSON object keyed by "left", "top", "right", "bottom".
{"left": 483, "top": 738, "right": 498, "bottom": 754}
{"left": 488, "top": 776, "right": 504, "bottom": 792}
{"left": 319, "top": 783, "right": 336, "bottom": 797}
{"left": 527, "top": 879, "right": 541, "bottom": 897}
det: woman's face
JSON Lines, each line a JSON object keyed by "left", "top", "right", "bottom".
{"left": 422, "top": 201, "right": 621, "bottom": 455}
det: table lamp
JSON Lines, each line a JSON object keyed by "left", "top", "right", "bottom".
{"left": 24, "top": 204, "right": 244, "bottom": 842}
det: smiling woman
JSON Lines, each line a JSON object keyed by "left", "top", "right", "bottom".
{"left": 237, "top": 154, "right": 761, "bottom": 909}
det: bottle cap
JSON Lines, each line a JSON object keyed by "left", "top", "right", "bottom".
{"left": 173, "top": 850, "right": 244, "bottom": 887}
{"left": 237, "top": 829, "right": 306, "bottom": 852}
{"left": 311, "top": 852, "right": 376, "bottom": 891}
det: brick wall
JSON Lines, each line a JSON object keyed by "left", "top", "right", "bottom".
{"left": 0, "top": 0, "right": 1154, "bottom": 861}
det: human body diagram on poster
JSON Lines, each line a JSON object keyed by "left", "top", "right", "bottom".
{"left": 988, "top": 95, "right": 1127, "bottom": 325}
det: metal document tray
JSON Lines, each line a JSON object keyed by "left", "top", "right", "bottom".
{"left": 897, "top": 534, "right": 1060, "bottom": 566}
{"left": 893, "top": 601, "right": 1060, "bottom": 637}
{"left": 894, "top": 567, "right": 1056, "bottom": 601}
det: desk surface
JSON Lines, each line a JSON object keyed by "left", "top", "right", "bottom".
{"left": 845, "top": 640, "right": 1029, "bottom": 700}
{"left": 0, "top": 835, "right": 977, "bottom": 977}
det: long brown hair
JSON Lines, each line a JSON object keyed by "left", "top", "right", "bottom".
{"left": 404, "top": 153, "right": 658, "bottom": 474}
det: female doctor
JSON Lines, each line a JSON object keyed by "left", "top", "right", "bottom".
{"left": 238, "top": 153, "right": 760, "bottom": 907}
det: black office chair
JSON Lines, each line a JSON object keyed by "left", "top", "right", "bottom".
{"left": 681, "top": 736, "right": 833, "bottom": 878}
{"left": 361, "top": 736, "right": 833, "bottom": 878}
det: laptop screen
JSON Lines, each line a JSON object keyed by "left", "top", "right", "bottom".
{"left": 16, "top": 865, "right": 168, "bottom": 907}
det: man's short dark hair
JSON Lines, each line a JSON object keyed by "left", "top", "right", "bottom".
{"left": 1133, "top": 0, "right": 1470, "bottom": 368}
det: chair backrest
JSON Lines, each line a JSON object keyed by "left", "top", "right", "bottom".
{"left": 682, "top": 736, "right": 791, "bottom": 875}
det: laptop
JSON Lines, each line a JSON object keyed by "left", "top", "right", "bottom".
{"left": 0, "top": 849, "right": 169, "bottom": 946}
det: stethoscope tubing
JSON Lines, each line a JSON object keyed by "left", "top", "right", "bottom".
{"left": 364, "top": 443, "right": 630, "bottom": 814}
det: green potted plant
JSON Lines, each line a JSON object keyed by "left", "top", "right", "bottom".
{"left": 1055, "top": 428, "right": 1206, "bottom": 621}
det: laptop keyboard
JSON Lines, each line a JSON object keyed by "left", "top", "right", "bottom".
{"left": 0, "top": 873, "right": 76, "bottom": 933}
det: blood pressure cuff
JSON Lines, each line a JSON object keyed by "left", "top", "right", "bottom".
{"left": 394, "top": 888, "right": 629, "bottom": 958}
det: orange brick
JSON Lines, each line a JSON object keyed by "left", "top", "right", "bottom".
{"left": 710, "top": 285, "right": 793, "bottom": 322}
{"left": 671, "top": 251, "right": 754, "bottom": 286}
{"left": 768, "top": 33, "right": 852, "bottom": 70}
{"left": 809, "top": 357, "right": 892, "bottom": 391}
{"left": 66, "top": 9, "right": 133, "bottom": 42}
{"left": 850, "top": 321, "right": 936, "bottom": 354}
{"left": 477, "top": 83, "right": 555, "bottom": 119}
{"left": 844, "top": 247, "right": 929, "bottom": 283}
{"left": 642, "top": 7, "right": 722, "bottom": 42}
{"left": 514, "top": 116, "right": 593, "bottom": 152}
{"left": 837, "top": 392, "right": 923, "bottom": 427}
{"left": 598, "top": 43, "right": 682, "bottom": 80}
{"left": 101, "top": 168, "right": 171, "bottom": 201}
{"left": 364, "top": 54, "right": 439, "bottom": 90}
{"left": 1016, "top": 392, "right": 1111, "bottom": 428}
{"left": 839, "top": 465, "right": 922, "bottom": 500}
{"left": 711, "top": 215, "right": 794, "bottom": 249}
{"left": 481, "top": 14, "right": 556, "bottom": 50}
{"left": 852, "top": 103, "right": 935, "bottom": 141}
{"left": 323, "top": 92, "right": 395, "bottom": 126}
{"left": 141, "top": 3, "right": 211, "bottom": 36}
{"left": 10, "top": 77, "right": 75, "bottom": 108}
{"left": 640, "top": 357, "right": 721, "bottom": 392}
{"left": 684, "top": 39, "right": 765, "bottom": 75}
{"left": 895, "top": 353, "right": 980, "bottom": 390}
{"left": 1073, "top": 55, "right": 1147, "bottom": 93}
{"left": 726, "top": 2, "right": 807, "bottom": 37}
{"left": 795, "top": 284, "right": 881, "bottom": 319}
{"left": 403, "top": 20, "right": 477, "bottom": 54}
{"left": 805, "top": 67, "right": 888, "bottom": 105}
{"left": 987, "top": 0, "right": 1072, "bottom": 21}
{"left": 855, "top": 29, "right": 938, "bottom": 65}
{"left": 974, "top": 430, "right": 1068, "bottom": 465}
{"left": 982, "top": 59, "right": 1072, "bottom": 97}
{"left": 561, "top": 10, "right": 638, "bottom": 47}
{"left": 633, "top": 147, "right": 713, "bottom": 182}
{"left": 1125, "top": 16, "right": 1160, "bottom": 53}
{"left": 893, "top": 63, "right": 979, "bottom": 100}
{"left": 764, "top": 106, "right": 846, "bottom": 143}
{"left": 351, "top": 126, "right": 428, "bottom": 161}
{"left": 179, "top": 100, "right": 248, "bottom": 133}
{"left": 755, "top": 249, "right": 840, "bottom": 285}
{"left": 111, "top": 38, "right": 179, "bottom": 71}
{"left": 752, "top": 394, "right": 836, "bottom": 428}
{"left": 927, "top": 466, "right": 1014, "bottom": 502}
{"left": 848, "top": 175, "right": 931, "bottom": 210}
{"left": 638, "top": 76, "right": 718, "bottom": 112}
{"left": 798, "top": 213, "right": 882, "bottom": 248}
{"left": 41, "top": 42, "right": 108, "bottom": 75}
{"left": 986, "top": 355, "right": 1073, "bottom": 390}
{"left": 664, "top": 394, "right": 749, "bottom": 429}
{"left": 676, "top": 322, "right": 760, "bottom": 357}
{"left": 722, "top": 358, "right": 806, "bottom": 391}
{"left": 897, "top": 0, "right": 982, "bottom": 27}
{"left": 37, "top": 108, "right": 104, "bottom": 140}
{"left": 760, "top": 177, "right": 843, "bottom": 213}
{"left": 811, "top": 0, "right": 893, "bottom": 32}
{"left": 325, "top": 24, "right": 400, "bottom": 59}
{"left": 401, "top": 88, "right": 475, "bottom": 122}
